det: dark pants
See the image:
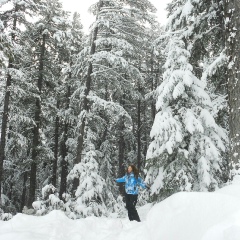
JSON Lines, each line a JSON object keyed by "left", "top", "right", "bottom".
{"left": 125, "top": 194, "right": 140, "bottom": 222}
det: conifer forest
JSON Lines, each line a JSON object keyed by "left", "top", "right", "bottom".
{"left": 0, "top": 0, "right": 240, "bottom": 219}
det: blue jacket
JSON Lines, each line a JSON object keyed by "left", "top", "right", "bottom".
{"left": 116, "top": 173, "right": 147, "bottom": 195}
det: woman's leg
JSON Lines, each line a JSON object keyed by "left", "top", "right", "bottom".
{"left": 125, "top": 194, "right": 134, "bottom": 221}
{"left": 127, "top": 194, "right": 141, "bottom": 222}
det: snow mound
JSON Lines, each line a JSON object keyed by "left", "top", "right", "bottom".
{"left": 0, "top": 207, "right": 150, "bottom": 240}
{"left": 146, "top": 176, "right": 240, "bottom": 240}
{"left": 1, "top": 178, "right": 240, "bottom": 240}
{"left": 147, "top": 192, "right": 240, "bottom": 240}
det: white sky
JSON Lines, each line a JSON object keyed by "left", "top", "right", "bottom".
{"left": 61, "top": 0, "right": 172, "bottom": 32}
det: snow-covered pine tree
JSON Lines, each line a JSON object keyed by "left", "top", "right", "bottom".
{"left": 178, "top": 0, "right": 229, "bottom": 183}
{"left": 146, "top": 0, "right": 228, "bottom": 201}
{"left": 135, "top": 25, "right": 164, "bottom": 173}
{"left": 226, "top": 0, "right": 240, "bottom": 175}
{"left": 66, "top": 0, "right": 157, "bottom": 214}
{"left": 199, "top": 0, "right": 229, "bottom": 182}
{"left": 67, "top": 131, "right": 108, "bottom": 217}
{"left": 68, "top": 0, "right": 157, "bottom": 208}
{"left": 32, "top": 184, "right": 64, "bottom": 216}
{"left": 21, "top": 0, "right": 73, "bottom": 207}
{"left": 98, "top": 139, "right": 122, "bottom": 212}
{"left": 0, "top": 0, "right": 39, "bottom": 210}
{"left": 24, "top": 9, "right": 85, "bottom": 213}
{"left": 56, "top": 12, "right": 84, "bottom": 199}
{"left": 0, "top": 6, "right": 12, "bottom": 207}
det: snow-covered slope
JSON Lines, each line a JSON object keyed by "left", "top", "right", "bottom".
{"left": 1, "top": 177, "right": 240, "bottom": 240}
{"left": 147, "top": 181, "right": 240, "bottom": 240}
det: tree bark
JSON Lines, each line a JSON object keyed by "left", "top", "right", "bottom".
{"left": 73, "top": 0, "right": 103, "bottom": 191}
{"left": 0, "top": 69, "right": 11, "bottom": 205}
{"left": 75, "top": 0, "right": 103, "bottom": 165}
{"left": 150, "top": 52, "right": 156, "bottom": 121}
{"left": 59, "top": 122, "right": 68, "bottom": 199}
{"left": 118, "top": 115, "right": 125, "bottom": 196}
{"left": 226, "top": 0, "right": 240, "bottom": 169}
{"left": 21, "top": 171, "right": 28, "bottom": 211}
{"left": 59, "top": 86, "right": 71, "bottom": 199}
{"left": 0, "top": 5, "right": 18, "bottom": 204}
{"left": 143, "top": 101, "right": 148, "bottom": 168}
{"left": 52, "top": 100, "right": 59, "bottom": 187}
{"left": 8, "top": 169, "right": 14, "bottom": 201}
{"left": 27, "top": 33, "right": 46, "bottom": 207}
{"left": 137, "top": 99, "right": 141, "bottom": 170}
{"left": 75, "top": 26, "right": 99, "bottom": 165}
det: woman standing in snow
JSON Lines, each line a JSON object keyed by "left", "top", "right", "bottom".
{"left": 116, "top": 165, "right": 148, "bottom": 222}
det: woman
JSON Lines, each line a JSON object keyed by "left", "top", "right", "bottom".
{"left": 116, "top": 165, "right": 148, "bottom": 222}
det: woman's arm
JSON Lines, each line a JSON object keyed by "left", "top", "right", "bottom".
{"left": 137, "top": 177, "right": 147, "bottom": 189}
{"left": 116, "top": 175, "right": 126, "bottom": 183}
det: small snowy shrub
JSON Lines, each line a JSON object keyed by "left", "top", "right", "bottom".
{"left": 137, "top": 188, "right": 150, "bottom": 207}
{"left": 0, "top": 194, "right": 14, "bottom": 220}
{"left": 22, "top": 206, "right": 36, "bottom": 215}
{"left": 32, "top": 184, "right": 64, "bottom": 215}
{"left": 0, "top": 212, "right": 13, "bottom": 221}
{"left": 112, "top": 195, "right": 127, "bottom": 218}
{"left": 67, "top": 143, "right": 108, "bottom": 218}
{"left": 0, "top": 207, "right": 13, "bottom": 221}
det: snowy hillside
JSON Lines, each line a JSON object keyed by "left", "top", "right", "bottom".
{"left": 1, "top": 177, "right": 240, "bottom": 240}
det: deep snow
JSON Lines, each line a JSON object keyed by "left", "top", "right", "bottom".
{"left": 1, "top": 176, "right": 240, "bottom": 240}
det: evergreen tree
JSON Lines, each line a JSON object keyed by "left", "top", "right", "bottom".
{"left": 68, "top": 0, "right": 155, "bottom": 207}
{"left": 226, "top": 0, "right": 240, "bottom": 175}
{"left": 57, "top": 12, "right": 84, "bottom": 199}
{"left": 68, "top": 135, "right": 108, "bottom": 217}
{"left": 0, "top": 0, "right": 39, "bottom": 209}
{"left": 17, "top": 0, "right": 73, "bottom": 207}
{"left": 146, "top": 0, "right": 228, "bottom": 201}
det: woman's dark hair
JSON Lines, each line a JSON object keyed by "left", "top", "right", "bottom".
{"left": 126, "top": 165, "right": 139, "bottom": 179}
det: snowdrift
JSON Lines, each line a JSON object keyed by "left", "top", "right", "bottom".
{"left": 147, "top": 182, "right": 240, "bottom": 240}
{"left": 1, "top": 177, "right": 240, "bottom": 240}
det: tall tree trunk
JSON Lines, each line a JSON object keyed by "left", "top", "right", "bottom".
{"left": 8, "top": 169, "right": 14, "bottom": 201}
{"left": 59, "top": 86, "right": 71, "bottom": 199}
{"left": 73, "top": 0, "right": 103, "bottom": 191}
{"left": 52, "top": 100, "right": 60, "bottom": 187}
{"left": 226, "top": 0, "right": 240, "bottom": 170}
{"left": 143, "top": 101, "right": 148, "bottom": 168}
{"left": 0, "top": 72, "right": 11, "bottom": 205}
{"left": 27, "top": 33, "right": 46, "bottom": 207}
{"left": 75, "top": 24, "right": 99, "bottom": 165}
{"left": 137, "top": 99, "right": 141, "bottom": 170}
{"left": 118, "top": 115, "right": 125, "bottom": 196}
{"left": 59, "top": 122, "right": 68, "bottom": 199}
{"left": 21, "top": 171, "right": 28, "bottom": 211}
{"left": 150, "top": 52, "right": 156, "bottom": 121}
{"left": 0, "top": 5, "right": 18, "bottom": 204}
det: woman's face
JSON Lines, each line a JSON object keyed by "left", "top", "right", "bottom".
{"left": 128, "top": 166, "right": 132, "bottom": 173}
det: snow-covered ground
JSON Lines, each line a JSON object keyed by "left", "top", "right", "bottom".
{"left": 1, "top": 176, "right": 240, "bottom": 240}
